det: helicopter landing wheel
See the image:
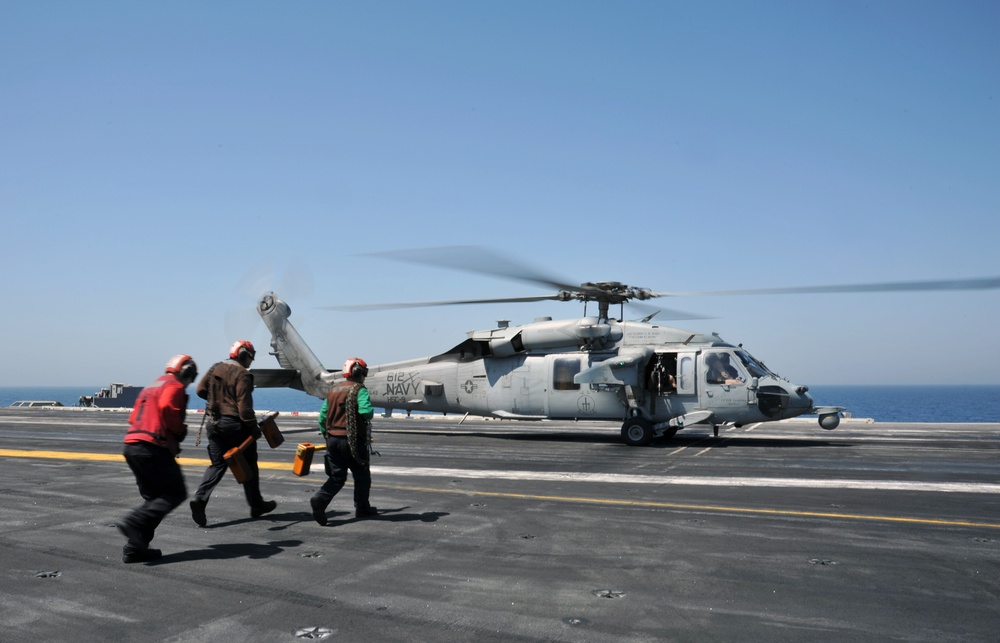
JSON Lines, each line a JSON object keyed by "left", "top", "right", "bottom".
{"left": 622, "top": 417, "right": 654, "bottom": 447}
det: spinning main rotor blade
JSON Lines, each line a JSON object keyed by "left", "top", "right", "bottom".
{"left": 348, "top": 245, "right": 704, "bottom": 318}
{"left": 366, "top": 245, "right": 583, "bottom": 293}
{"left": 656, "top": 276, "right": 1000, "bottom": 298}
{"left": 346, "top": 246, "right": 999, "bottom": 318}
{"left": 324, "top": 296, "right": 708, "bottom": 321}
{"left": 322, "top": 294, "right": 561, "bottom": 311}
{"left": 323, "top": 296, "right": 707, "bottom": 320}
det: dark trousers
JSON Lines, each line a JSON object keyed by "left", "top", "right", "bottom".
{"left": 192, "top": 416, "right": 265, "bottom": 509}
{"left": 122, "top": 441, "right": 187, "bottom": 554}
{"left": 311, "top": 435, "right": 372, "bottom": 510}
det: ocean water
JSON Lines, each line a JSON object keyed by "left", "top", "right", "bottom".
{"left": 2, "top": 385, "right": 998, "bottom": 423}
{"left": 807, "top": 385, "right": 1000, "bottom": 423}
{"left": 0, "top": 387, "right": 319, "bottom": 414}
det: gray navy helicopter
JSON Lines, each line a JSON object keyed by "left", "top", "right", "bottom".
{"left": 250, "top": 247, "right": 1000, "bottom": 446}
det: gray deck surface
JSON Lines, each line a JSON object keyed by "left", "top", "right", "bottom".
{"left": 2, "top": 408, "right": 999, "bottom": 642}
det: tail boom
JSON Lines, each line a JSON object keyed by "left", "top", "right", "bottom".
{"left": 256, "top": 292, "right": 335, "bottom": 399}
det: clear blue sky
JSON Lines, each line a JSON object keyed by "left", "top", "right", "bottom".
{"left": 2, "top": 1, "right": 998, "bottom": 388}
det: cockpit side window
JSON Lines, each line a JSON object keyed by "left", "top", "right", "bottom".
{"left": 705, "top": 351, "right": 746, "bottom": 386}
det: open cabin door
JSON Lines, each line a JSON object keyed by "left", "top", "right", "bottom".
{"left": 647, "top": 351, "right": 696, "bottom": 396}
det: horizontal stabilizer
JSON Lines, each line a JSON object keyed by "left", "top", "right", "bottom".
{"left": 251, "top": 369, "right": 304, "bottom": 391}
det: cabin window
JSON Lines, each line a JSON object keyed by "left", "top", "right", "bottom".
{"left": 678, "top": 355, "right": 694, "bottom": 392}
{"left": 553, "top": 358, "right": 581, "bottom": 391}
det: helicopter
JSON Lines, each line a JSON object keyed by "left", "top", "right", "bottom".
{"left": 249, "top": 247, "right": 1000, "bottom": 446}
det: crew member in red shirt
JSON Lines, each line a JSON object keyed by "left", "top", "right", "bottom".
{"left": 117, "top": 354, "right": 198, "bottom": 563}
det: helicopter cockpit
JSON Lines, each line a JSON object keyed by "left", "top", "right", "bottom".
{"left": 732, "top": 349, "right": 773, "bottom": 379}
{"left": 705, "top": 351, "right": 747, "bottom": 386}
{"left": 704, "top": 348, "right": 776, "bottom": 384}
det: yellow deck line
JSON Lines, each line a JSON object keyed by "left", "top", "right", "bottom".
{"left": 4, "top": 448, "right": 999, "bottom": 530}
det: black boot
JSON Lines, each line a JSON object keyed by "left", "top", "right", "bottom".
{"left": 309, "top": 496, "right": 328, "bottom": 526}
{"left": 116, "top": 521, "right": 148, "bottom": 551}
{"left": 251, "top": 500, "right": 277, "bottom": 518}
{"left": 123, "top": 548, "right": 162, "bottom": 564}
{"left": 189, "top": 498, "right": 207, "bottom": 527}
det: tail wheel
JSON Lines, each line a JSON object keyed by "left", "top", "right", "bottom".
{"left": 622, "top": 417, "right": 654, "bottom": 447}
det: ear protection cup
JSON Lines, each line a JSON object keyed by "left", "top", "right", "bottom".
{"left": 229, "top": 340, "right": 256, "bottom": 362}
{"left": 178, "top": 360, "right": 198, "bottom": 382}
{"left": 165, "top": 354, "right": 197, "bottom": 381}
{"left": 343, "top": 357, "right": 369, "bottom": 379}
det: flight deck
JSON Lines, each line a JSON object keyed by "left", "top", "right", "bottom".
{"left": 2, "top": 408, "right": 999, "bottom": 641}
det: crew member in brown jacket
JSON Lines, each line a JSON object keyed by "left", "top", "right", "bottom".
{"left": 189, "top": 340, "right": 276, "bottom": 526}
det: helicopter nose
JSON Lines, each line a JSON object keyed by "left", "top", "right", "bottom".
{"left": 782, "top": 383, "right": 814, "bottom": 414}
{"left": 756, "top": 379, "right": 813, "bottom": 420}
{"left": 794, "top": 387, "right": 814, "bottom": 409}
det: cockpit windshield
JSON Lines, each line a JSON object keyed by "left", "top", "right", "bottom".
{"left": 734, "top": 350, "right": 772, "bottom": 378}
